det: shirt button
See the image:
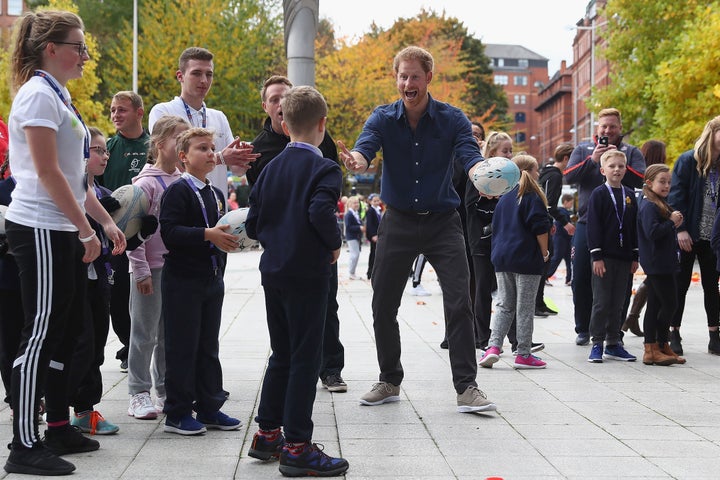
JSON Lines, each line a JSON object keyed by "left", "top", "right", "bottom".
{"left": 414, "top": 198, "right": 419, "bottom": 202}
{"left": 415, "top": 162, "right": 419, "bottom": 165}
{"left": 415, "top": 180, "right": 419, "bottom": 184}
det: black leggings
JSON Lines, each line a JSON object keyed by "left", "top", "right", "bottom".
{"left": 673, "top": 240, "right": 718, "bottom": 328}
{"left": 643, "top": 274, "right": 677, "bottom": 344}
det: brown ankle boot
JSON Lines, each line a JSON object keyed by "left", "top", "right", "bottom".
{"left": 659, "top": 342, "right": 686, "bottom": 364}
{"left": 643, "top": 343, "right": 676, "bottom": 366}
{"left": 622, "top": 283, "right": 646, "bottom": 336}
{"left": 642, "top": 343, "right": 654, "bottom": 365}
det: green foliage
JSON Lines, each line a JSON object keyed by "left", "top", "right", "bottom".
{"left": 653, "top": 4, "right": 720, "bottom": 160}
{"left": 591, "top": 0, "right": 720, "bottom": 160}
{"left": 102, "top": 0, "right": 284, "bottom": 138}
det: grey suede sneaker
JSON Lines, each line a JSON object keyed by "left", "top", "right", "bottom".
{"left": 359, "top": 382, "right": 400, "bottom": 406}
{"left": 456, "top": 386, "right": 497, "bottom": 413}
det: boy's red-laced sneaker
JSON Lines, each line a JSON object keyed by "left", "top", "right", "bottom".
{"left": 279, "top": 442, "right": 349, "bottom": 477}
{"left": 248, "top": 429, "right": 285, "bottom": 460}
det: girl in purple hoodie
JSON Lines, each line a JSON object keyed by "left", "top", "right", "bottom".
{"left": 127, "top": 116, "right": 188, "bottom": 420}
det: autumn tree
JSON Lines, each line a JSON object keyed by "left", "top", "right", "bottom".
{"left": 0, "top": 0, "right": 110, "bottom": 133}
{"left": 317, "top": 9, "right": 507, "bottom": 152}
{"left": 652, "top": 4, "right": 720, "bottom": 160}
{"left": 592, "top": 0, "right": 711, "bottom": 159}
{"left": 103, "top": 0, "right": 284, "bottom": 138}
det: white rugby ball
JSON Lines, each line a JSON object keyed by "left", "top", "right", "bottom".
{"left": 215, "top": 207, "right": 258, "bottom": 253}
{"left": 110, "top": 185, "right": 150, "bottom": 238}
{"left": 0, "top": 205, "right": 7, "bottom": 235}
{"left": 472, "top": 156, "right": 521, "bottom": 197}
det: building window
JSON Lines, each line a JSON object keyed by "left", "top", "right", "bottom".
{"left": 8, "top": 0, "right": 23, "bottom": 15}
{"left": 518, "top": 59, "right": 528, "bottom": 68}
{"left": 516, "top": 132, "right": 526, "bottom": 143}
{"left": 513, "top": 94, "right": 527, "bottom": 105}
{"left": 494, "top": 75, "right": 508, "bottom": 86}
{"left": 515, "top": 112, "right": 526, "bottom": 123}
{"left": 514, "top": 75, "right": 528, "bottom": 86}
{"left": 497, "top": 58, "right": 504, "bottom": 67}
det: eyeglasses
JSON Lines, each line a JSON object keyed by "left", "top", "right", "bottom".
{"left": 89, "top": 146, "right": 109, "bottom": 156}
{"left": 54, "top": 41, "right": 89, "bottom": 56}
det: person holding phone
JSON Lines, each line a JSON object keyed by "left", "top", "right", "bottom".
{"left": 563, "top": 108, "right": 646, "bottom": 348}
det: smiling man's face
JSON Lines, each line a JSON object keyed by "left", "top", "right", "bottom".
{"left": 396, "top": 59, "right": 432, "bottom": 111}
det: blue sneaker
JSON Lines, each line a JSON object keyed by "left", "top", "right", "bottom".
{"left": 588, "top": 343, "right": 603, "bottom": 363}
{"left": 164, "top": 414, "right": 207, "bottom": 435}
{"left": 279, "top": 442, "right": 349, "bottom": 477}
{"left": 576, "top": 333, "right": 590, "bottom": 346}
{"left": 248, "top": 429, "right": 285, "bottom": 460}
{"left": 604, "top": 344, "right": 637, "bottom": 362}
{"left": 196, "top": 410, "right": 242, "bottom": 431}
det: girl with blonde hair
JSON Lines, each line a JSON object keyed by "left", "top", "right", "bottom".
{"left": 667, "top": 116, "right": 720, "bottom": 356}
{"left": 479, "top": 154, "right": 551, "bottom": 369}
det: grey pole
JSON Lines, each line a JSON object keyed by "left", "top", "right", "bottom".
{"left": 283, "top": 0, "right": 319, "bottom": 87}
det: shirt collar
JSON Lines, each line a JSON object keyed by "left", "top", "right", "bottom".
{"left": 395, "top": 93, "right": 436, "bottom": 121}
{"left": 287, "top": 141, "right": 323, "bottom": 157}
{"left": 182, "top": 171, "right": 212, "bottom": 189}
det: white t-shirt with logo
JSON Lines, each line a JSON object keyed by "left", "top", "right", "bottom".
{"left": 6, "top": 71, "right": 87, "bottom": 231}
{"left": 148, "top": 96, "right": 233, "bottom": 198}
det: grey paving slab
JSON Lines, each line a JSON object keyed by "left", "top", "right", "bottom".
{"left": 0, "top": 250, "right": 718, "bottom": 479}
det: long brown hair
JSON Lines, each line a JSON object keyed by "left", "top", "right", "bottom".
{"left": 643, "top": 164, "right": 673, "bottom": 219}
{"left": 11, "top": 10, "right": 84, "bottom": 89}
{"left": 513, "top": 154, "right": 548, "bottom": 208}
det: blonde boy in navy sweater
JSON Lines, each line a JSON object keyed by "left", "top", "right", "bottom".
{"left": 586, "top": 150, "right": 639, "bottom": 363}
{"left": 245, "top": 86, "right": 349, "bottom": 477}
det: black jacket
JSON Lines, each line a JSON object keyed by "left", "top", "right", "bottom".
{"left": 539, "top": 164, "right": 568, "bottom": 226}
{"left": 248, "top": 117, "right": 339, "bottom": 186}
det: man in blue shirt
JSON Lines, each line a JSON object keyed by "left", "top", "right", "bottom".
{"left": 339, "top": 46, "right": 496, "bottom": 414}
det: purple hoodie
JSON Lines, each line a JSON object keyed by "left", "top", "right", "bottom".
{"left": 127, "top": 163, "right": 181, "bottom": 281}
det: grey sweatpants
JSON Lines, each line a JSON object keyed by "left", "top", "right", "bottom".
{"left": 128, "top": 268, "right": 166, "bottom": 398}
{"left": 489, "top": 272, "right": 541, "bottom": 356}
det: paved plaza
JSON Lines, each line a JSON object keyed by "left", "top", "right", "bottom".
{"left": 1, "top": 247, "right": 719, "bottom": 479}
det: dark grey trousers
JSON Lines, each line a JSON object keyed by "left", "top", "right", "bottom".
{"left": 371, "top": 207, "right": 477, "bottom": 394}
{"left": 590, "top": 257, "right": 632, "bottom": 345}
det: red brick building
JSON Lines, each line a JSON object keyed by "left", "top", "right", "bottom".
{"left": 484, "top": 44, "right": 548, "bottom": 159}
{"left": 535, "top": 0, "right": 609, "bottom": 164}
{"left": 0, "top": 0, "right": 24, "bottom": 37}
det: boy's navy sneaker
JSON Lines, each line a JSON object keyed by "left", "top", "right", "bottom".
{"left": 248, "top": 430, "right": 285, "bottom": 460}
{"left": 576, "top": 333, "right": 590, "bottom": 346}
{"left": 4, "top": 443, "right": 75, "bottom": 475}
{"left": 588, "top": 343, "right": 603, "bottom": 363}
{"left": 196, "top": 410, "right": 242, "bottom": 431}
{"left": 164, "top": 414, "right": 207, "bottom": 435}
{"left": 604, "top": 344, "right": 637, "bottom": 362}
{"left": 43, "top": 425, "right": 100, "bottom": 455}
{"left": 279, "top": 442, "right": 349, "bottom": 477}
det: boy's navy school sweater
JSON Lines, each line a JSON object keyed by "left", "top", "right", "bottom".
{"left": 159, "top": 175, "right": 227, "bottom": 276}
{"left": 586, "top": 183, "right": 638, "bottom": 262}
{"left": 246, "top": 144, "right": 342, "bottom": 289}
{"left": 637, "top": 197, "right": 679, "bottom": 275}
{"left": 490, "top": 185, "right": 551, "bottom": 275}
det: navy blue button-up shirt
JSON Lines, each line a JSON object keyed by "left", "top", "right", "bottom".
{"left": 353, "top": 94, "right": 483, "bottom": 212}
